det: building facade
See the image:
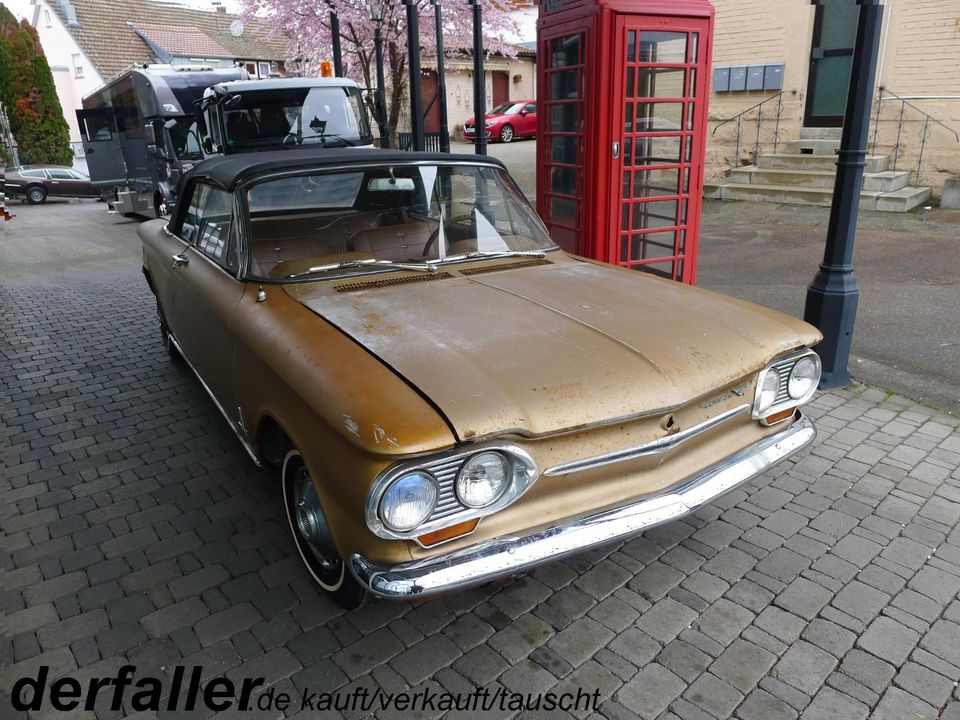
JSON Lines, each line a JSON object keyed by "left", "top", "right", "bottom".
{"left": 706, "top": 0, "right": 960, "bottom": 203}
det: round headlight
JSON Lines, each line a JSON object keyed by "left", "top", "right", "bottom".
{"left": 788, "top": 356, "right": 819, "bottom": 399}
{"left": 757, "top": 369, "right": 780, "bottom": 413}
{"left": 379, "top": 471, "right": 438, "bottom": 532}
{"left": 456, "top": 452, "right": 511, "bottom": 508}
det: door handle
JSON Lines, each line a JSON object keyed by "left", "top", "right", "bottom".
{"left": 612, "top": 141, "right": 620, "bottom": 159}
{"left": 171, "top": 253, "right": 189, "bottom": 267}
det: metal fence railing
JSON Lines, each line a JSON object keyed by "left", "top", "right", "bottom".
{"left": 397, "top": 132, "right": 445, "bottom": 153}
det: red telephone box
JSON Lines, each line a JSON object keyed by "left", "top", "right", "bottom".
{"left": 536, "top": 0, "right": 715, "bottom": 284}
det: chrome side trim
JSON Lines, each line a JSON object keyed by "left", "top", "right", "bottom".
{"left": 543, "top": 403, "right": 751, "bottom": 477}
{"left": 350, "top": 413, "right": 815, "bottom": 599}
{"left": 167, "top": 334, "right": 263, "bottom": 468}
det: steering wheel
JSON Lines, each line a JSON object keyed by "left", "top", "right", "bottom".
{"left": 422, "top": 215, "right": 474, "bottom": 258}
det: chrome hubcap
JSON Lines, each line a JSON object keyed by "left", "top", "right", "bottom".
{"left": 293, "top": 466, "right": 339, "bottom": 571}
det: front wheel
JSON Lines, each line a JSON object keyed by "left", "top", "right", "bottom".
{"left": 282, "top": 450, "right": 366, "bottom": 609}
{"left": 499, "top": 124, "right": 515, "bottom": 143}
{"left": 27, "top": 186, "right": 47, "bottom": 204}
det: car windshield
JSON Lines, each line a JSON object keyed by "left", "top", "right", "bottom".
{"left": 246, "top": 163, "right": 556, "bottom": 281}
{"left": 489, "top": 102, "right": 522, "bottom": 115}
{"left": 222, "top": 86, "right": 372, "bottom": 150}
{"left": 166, "top": 117, "right": 203, "bottom": 160}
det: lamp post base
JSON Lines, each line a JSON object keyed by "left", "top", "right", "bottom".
{"left": 805, "top": 267, "right": 859, "bottom": 389}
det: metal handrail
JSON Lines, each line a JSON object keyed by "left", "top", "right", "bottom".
{"left": 712, "top": 91, "right": 787, "bottom": 136}
{"left": 712, "top": 91, "right": 787, "bottom": 168}
{"left": 870, "top": 86, "right": 960, "bottom": 186}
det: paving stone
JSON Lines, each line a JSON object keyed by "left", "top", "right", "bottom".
{"left": 608, "top": 628, "right": 660, "bottom": 668}
{"left": 616, "top": 664, "right": 684, "bottom": 719}
{"left": 389, "top": 634, "right": 461, "bottom": 685}
{"left": 801, "top": 686, "right": 868, "bottom": 720}
{"left": 894, "top": 661, "right": 954, "bottom": 708}
{"left": 452, "top": 645, "right": 510, "bottom": 686}
{"left": 635, "top": 598, "right": 697, "bottom": 645}
{"left": 824, "top": 671, "right": 879, "bottom": 707}
{"left": 332, "top": 627, "right": 405, "bottom": 678}
{"left": 709, "top": 638, "right": 776, "bottom": 694}
{"left": 139, "top": 596, "right": 208, "bottom": 638}
{"left": 839, "top": 648, "right": 896, "bottom": 694}
{"left": 488, "top": 613, "right": 553, "bottom": 664}
{"left": 857, "top": 616, "right": 921, "bottom": 666}
{"left": 35, "top": 608, "right": 109, "bottom": 650}
{"left": 548, "top": 617, "right": 614, "bottom": 668}
{"left": 736, "top": 689, "right": 798, "bottom": 720}
{"left": 771, "top": 640, "right": 837, "bottom": 695}
{"left": 872, "top": 686, "right": 938, "bottom": 720}
{"left": 774, "top": 577, "right": 833, "bottom": 620}
{"left": 682, "top": 672, "right": 743, "bottom": 718}
{"left": 628, "top": 561, "right": 686, "bottom": 602}
{"left": 758, "top": 676, "right": 810, "bottom": 712}
{"left": 831, "top": 580, "right": 890, "bottom": 623}
{"left": 800, "top": 618, "right": 856, "bottom": 657}
{"left": 754, "top": 606, "right": 806, "bottom": 644}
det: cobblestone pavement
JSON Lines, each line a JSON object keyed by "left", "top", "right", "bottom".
{"left": 2, "top": 204, "right": 960, "bottom": 720}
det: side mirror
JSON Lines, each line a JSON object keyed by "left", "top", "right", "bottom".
{"left": 146, "top": 143, "right": 161, "bottom": 158}
{"left": 202, "top": 136, "right": 214, "bottom": 154}
{"left": 144, "top": 124, "right": 156, "bottom": 145}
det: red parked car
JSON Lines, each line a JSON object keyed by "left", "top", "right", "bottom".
{"left": 463, "top": 100, "right": 537, "bottom": 143}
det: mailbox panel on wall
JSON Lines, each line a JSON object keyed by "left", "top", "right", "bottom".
{"left": 746, "top": 65, "right": 765, "bottom": 91}
{"left": 764, "top": 64, "right": 784, "bottom": 90}
{"left": 713, "top": 67, "right": 730, "bottom": 92}
{"left": 728, "top": 66, "right": 747, "bottom": 92}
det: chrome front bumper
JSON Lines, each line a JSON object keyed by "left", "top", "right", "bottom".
{"left": 350, "top": 413, "right": 815, "bottom": 598}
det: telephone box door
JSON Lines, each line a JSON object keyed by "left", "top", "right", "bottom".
{"left": 610, "top": 16, "right": 710, "bottom": 284}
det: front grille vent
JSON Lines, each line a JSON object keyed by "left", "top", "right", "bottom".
{"left": 334, "top": 271, "right": 454, "bottom": 293}
{"left": 459, "top": 258, "right": 552, "bottom": 276}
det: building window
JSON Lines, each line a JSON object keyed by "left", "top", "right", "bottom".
{"left": 72, "top": 53, "right": 84, "bottom": 78}
{"left": 258, "top": 62, "right": 270, "bottom": 78}
{"left": 44, "top": 9, "right": 51, "bottom": 27}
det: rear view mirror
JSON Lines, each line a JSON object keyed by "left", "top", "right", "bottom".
{"left": 368, "top": 177, "right": 415, "bottom": 192}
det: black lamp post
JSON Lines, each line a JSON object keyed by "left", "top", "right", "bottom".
{"left": 803, "top": 0, "right": 884, "bottom": 388}
{"left": 369, "top": 0, "right": 389, "bottom": 149}
{"left": 432, "top": 0, "right": 451, "bottom": 153}
{"left": 468, "top": 0, "right": 486, "bottom": 155}
{"left": 405, "top": 0, "right": 425, "bottom": 151}
{"left": 325, "top": 1, "right": 343, "bottom": 77}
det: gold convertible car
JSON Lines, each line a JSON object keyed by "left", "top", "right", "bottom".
{"left": 140, "top": 149, "right": 821, "bottom": 608}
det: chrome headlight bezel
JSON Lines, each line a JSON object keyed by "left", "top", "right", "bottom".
{"left": 366, "top": 444, "right": 539, "bottom": 543}
{"left": 752, "top": 349, "right": 821, "bottom": 420}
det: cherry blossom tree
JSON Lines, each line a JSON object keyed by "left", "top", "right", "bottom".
{"left": 242, "top": 0, "right": 519, "bottom": 140}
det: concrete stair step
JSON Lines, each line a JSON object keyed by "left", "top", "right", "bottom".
{"left": 757, "top": 153, "right": 890, "bottom": 173}
{"left": 799, "top": 127, "right": 843, "bottom": 140}
{"left": 728, "top": 167, "right": 911, "bottom": 193}
{"left": 706, "top": 181, "right": 931, "bottom": 212}
{"left": 783, "top": 138, "right": 841, "bottom": 155}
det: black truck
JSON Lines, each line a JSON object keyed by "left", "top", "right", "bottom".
{"left": 79, "top": 67, "right": 375, "bottom": 217}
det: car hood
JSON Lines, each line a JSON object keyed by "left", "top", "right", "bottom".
{"left": 284, "top": 256, "right": 820, "bottom": 440}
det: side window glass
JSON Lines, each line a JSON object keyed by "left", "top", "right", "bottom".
{"left": 524, "top": 104, "right": 536, "bottom": 114}
{"left": 186, "top": 184, "right": 237, "bottom": 273}
{"left": 48, "top": 169, "right": 73, "bottom": 179}
{"left": 181, "top": 184, "right": 207, "bottom": 243}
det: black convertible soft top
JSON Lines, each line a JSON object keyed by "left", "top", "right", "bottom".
{"left": 181, "top": 148, "right": 506, "bottom": 192}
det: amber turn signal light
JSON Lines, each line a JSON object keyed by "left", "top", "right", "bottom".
{"left": 417, "top": 518, "right": 479, "bottom": 547}
{"left": 763, "top": 407, "right": 796, "bottom": 425}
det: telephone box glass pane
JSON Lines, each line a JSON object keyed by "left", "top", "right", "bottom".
{"left": 627, "top": 31, "right": 636, "bottom": 62}
{"left": 551, "top": 70, "right": 579, "bottom": 99}
{"left": 551, "top": 197, "right": 577, "bottom": 224}
{"left": 633, "top": 168, "right": 682, "bottom": 198}
{"left": 551, "top": 35, "right": 580, "bottom": 67}
{"left": 635, "top": 103, "right": 683, "bottom": 131}
{"left": 632, "top": 200, "right": 678, "bottom": 230}
{"left": 636, "top": 68, "right": 686, "bottom": 98}
{"left": 634, "top": 136, "right": 683, "bottom": 165}
{"left": 639, "top": 32, "right": 687, "bottom": 63}
{"left": 551, "top": 136, "right": 577, "bottom": 163}
{"left": 550, "top": 104, "right": 578, "bottom": 132}
{"left": 551, "top": 167, "right": 578, "bottom": 196}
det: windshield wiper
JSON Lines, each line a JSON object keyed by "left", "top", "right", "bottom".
{"left": 296, "top": 132, "right": 358, "bottom": 147}
{"left": 438, "top": 249, "right": 547, "bottom": 264}
{"left": 286, "top": 258, "right": 437, "bottom": 278}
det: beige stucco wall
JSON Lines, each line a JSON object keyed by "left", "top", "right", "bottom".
{"left": 706, "top": 0, "right": 960, "bottom": 194}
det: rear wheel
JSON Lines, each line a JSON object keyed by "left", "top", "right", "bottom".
{"left": 26, "top": 186, "right": 47, "bottom": 204}
{"left": 499, "top": 124, "right": 515, "bottom": 143}
{"left": 282, "top": 450, "right": 366, "bottom": 609}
